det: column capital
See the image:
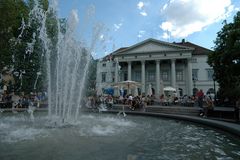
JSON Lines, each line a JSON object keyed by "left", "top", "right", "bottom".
{"left": 171, "top": 59, "right": 176, "bottom": 62}
{"left": 156, "top": 60, "right": 160, "bottom": 63}
{"left": 141, "top": 60, "right": 145, "bottom": 64}
{"left": 127, "top": 61, "right": 132, "bottom": 64}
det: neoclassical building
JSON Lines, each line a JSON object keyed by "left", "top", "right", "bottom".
{"left": 96, "top": 38, "right": 217, "bottom": 97}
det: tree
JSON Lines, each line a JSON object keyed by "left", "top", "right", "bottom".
{"left": 0, "top": 0, "right": 61, "bottom": 93}
{"left": 0, "top": 0, "right": 29, "bottom": 70}
{"left": 208, "top": 11, "right": 240, "bottom": 101}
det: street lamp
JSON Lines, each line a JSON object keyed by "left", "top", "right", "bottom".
{"left": 212, "top": 73, "right": 217, "bottom": 104}
{"left": 192, "top": 76, "right": 197, "bottom": 95}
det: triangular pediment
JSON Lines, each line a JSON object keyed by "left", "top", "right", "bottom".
{"left": 114, "top": 38, "right": 193, "bottom": 55}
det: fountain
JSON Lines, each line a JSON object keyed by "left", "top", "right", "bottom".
{"left": 0, "top": 1, "right": 240, "bottom": 159}
{"left": 15, "top": 0, "right": 102, "bottom": 121}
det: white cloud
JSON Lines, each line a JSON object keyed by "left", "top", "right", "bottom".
{"left": 137, "top": 30, "right": 146, "bottom": 38}
{"left": 137, "top": 1, "right": 148, "bottom": 16}
{"left": 113, "top": 23, "right": 122, "bottom": 31}
{"left": 137, "top": 1, "right": 144, "bottom": 10}
{"left": 162, "top": 32, "right": 170, "bottom": 39}
{"left": 160, "top": 22, "right": 173, "bottom": 31}
{"left": 140, "top": 11, "right": 147, "bottom": 16}
{"left": 160, "top": 0, "right": 235, "bottom": 38}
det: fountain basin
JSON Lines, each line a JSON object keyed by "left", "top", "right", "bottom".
{"left": 0, "top": 112, "right": 240, "bottom": 160}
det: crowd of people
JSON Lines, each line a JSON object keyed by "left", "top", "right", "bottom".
{"left": 1, "top": 85, "right": 239, "bottom": 121}
{"left": 84, "top": 94, "right": 156, "bottom": 111}
{"left": 0, "top": 90, "right": 47, "bottom": 109}
{"left": 84, "top": 89, "right": 216, "bottom": 114}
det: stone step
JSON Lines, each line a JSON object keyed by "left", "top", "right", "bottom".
{"left": 112, "top": 104, "right": 200, "bottom": 116}
{"left": 146, "top": 108, "right": 199, "bottom": 113}
{"left": 145, "top": 109, "right": 199, "bottom": 116}
{"left": 146, "top": 106, "right": 200, "bottom": 116}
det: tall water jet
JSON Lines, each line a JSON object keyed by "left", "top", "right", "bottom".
{"left": 15, "top": 0, "right": 102, "bottom": 121}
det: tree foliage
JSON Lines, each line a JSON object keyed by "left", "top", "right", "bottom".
{"left": 0, "top": 0, "right": 29, "bottom": 70}
{"left": 0, "top": 0, "right": 96, "bottom": 96}
{"left": 208, "top": 11, "right": 240, "bottom": 100}
{"left": 0, "top": 0, "right": 60, "bottom": 93}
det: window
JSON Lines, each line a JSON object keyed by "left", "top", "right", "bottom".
{"left": 101, "top": 72, "right": 106, "bottom": 82}
{"left": 112, "top": 62, "right": 116, "bottom": 67}
{"left": 102, "top": 63, "right": 106, "bottom": 67}
{"left": 176, "top": 70, "right": 183, "bottom": 81}
{"left": 192, "top": 69, "right": 199, "bottom": 81}
{"left": 124, "top": 72, "right": 128, "bottom": 81}
{"left": 191, "top": 58, "right": 197, "bottom": 63}
{"left": 134, "top": 71, "right": 141, "bottom": 82}
{"left": 161, "top": 70, "right": 169, "bottom": 81}
{"left": 111, "top": 72, "right": 115, "bottom": 82}
{"left": 147, "top": 71, "right": 155, "bottom": 81}
{"left": 206, "top": 69, "right": 214, "bottom": 80}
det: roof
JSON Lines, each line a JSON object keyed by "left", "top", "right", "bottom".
{"left": 98, "top": 38, "right": 212, "bottom": 61}
{"left": 174, "top": 41, "right": 212, "bottom": 55}
{"left": 98, "top": 47, "right": 128, "bottom": 62}
{"left": 112, "top": 38, "right": 194, "bottom": 56}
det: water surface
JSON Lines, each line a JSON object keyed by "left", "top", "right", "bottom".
{"left": 0, "top": 113, "right": 239, "bottom": 160}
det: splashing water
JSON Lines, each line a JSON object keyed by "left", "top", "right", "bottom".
{"left": 16, "top": 0, "right": 102, "bottom": 121}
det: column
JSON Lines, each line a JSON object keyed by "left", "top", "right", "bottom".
{"left": 127, "top": 61, "right": 132, "bottom": 80}
{"left": 187, "top": 58, "right": 193, "bottom": 95}
{"left": 171, "top": 59, "right": 176, "bottom": 88}
{"left": 156, "top": 60, "right": 160, "bottom": 98}
{"left": 141, "top": 60, "right": 145, "bottom": 93}
{"left": 114, "top": 59, "right": 118, "bottom": 83}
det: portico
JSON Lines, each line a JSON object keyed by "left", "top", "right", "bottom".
{"left": 115, "top": 58, "right": 193, "bottom": 97}
{"left": 111, "top": 39, "right": 196, "bottom": 97}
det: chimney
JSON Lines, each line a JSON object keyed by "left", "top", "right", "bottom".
{"left": 182, "top": 39, "right": 185, "bottom": 43}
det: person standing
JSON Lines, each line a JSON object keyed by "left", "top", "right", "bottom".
{"left": 197, "top": 89, "right": 204, "bottom": 108}
{"left": 203, "top": 95, "right": 214, "bottom": 118}
{"left": 235, "top": 97, "right": 240, "bottom": 122}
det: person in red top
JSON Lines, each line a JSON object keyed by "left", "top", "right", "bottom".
{"left": 196, "top": 89, "right": 204, "bottom": 108}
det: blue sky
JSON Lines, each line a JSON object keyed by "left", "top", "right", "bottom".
{"left": 57, "top": 0, "right": 240, "bottom": 58}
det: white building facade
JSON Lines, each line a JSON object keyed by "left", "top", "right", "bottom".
{"left": 96, "top": 38, "right": 218, "bottom": 97}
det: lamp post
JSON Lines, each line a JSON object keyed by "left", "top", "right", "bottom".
{"left": 212, "top": 73, "right": 216, "bottom": 104}
{"left": 192, "top": 77, "right": 197, "bottom": 95}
